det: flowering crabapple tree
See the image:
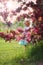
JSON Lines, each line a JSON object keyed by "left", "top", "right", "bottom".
{"left": 0, "top": 0, "right": 43, "bottom": 43}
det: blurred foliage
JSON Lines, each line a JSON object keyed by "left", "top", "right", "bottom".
{"left": 0, "top": 19, "right": 24, "bottom": 32}
{"left": 26, "top": 41, "right": 43, "bottom": 62}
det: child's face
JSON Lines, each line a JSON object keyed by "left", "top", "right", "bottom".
{"left": 38, "top": 16, "right": 42, "bottom": 22}
{"left": 25, "top": 21, "right": 30, "bottom": 26}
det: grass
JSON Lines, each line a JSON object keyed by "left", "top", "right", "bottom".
{"left": 0, "top": 38, "right": 43, "bottom": 65}
{"left": 0, "top": 38, "right": 25, "bottom": 65}
{"left": 26, "top": 41, "right": 43, "bottom": 64}
{"left": 0, "top": 38, "right": 39, "bottom": 65}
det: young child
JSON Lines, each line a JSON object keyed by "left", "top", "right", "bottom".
{"left": 19, "top": 18, "right": 32, "bottom": 46}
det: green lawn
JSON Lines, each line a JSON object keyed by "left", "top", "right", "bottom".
{"left": 0, "top": 38, "right": 25, "bottom": 65}
{"left": 0, "top": 38, "right": 43, "bottom": 65}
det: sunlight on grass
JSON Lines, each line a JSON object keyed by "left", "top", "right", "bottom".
{"left": 0, "top": 39, "right": 26, "bottom": 65}
{"left": 0, "top": 38, "right": 43, "bottom": 65}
